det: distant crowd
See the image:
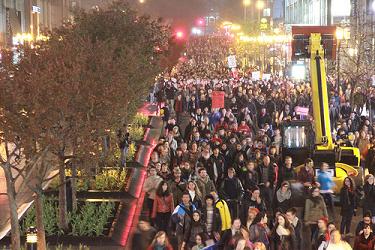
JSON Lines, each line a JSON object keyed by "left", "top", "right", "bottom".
{"left": 133, "top": 35, "right": 375, "bottom": 250}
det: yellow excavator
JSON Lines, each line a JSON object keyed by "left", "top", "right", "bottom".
{"left": 281, "top": 26, "right": 365, "bottom": 193}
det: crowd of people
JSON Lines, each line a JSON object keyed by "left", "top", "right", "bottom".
{"left": 134, "top": 35, "right": 375, "bottom": 250}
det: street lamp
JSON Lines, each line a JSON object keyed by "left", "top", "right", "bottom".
{"left": 256, "top": 1, "right": 265, "bottom": 25}
{"left": 243, "top": 0, "right": 251, "bottom": 24}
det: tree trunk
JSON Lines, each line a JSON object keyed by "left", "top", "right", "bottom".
{"left": 2, "top": 165, "right": 21, "bottom": 250}
{"left": 35, "top": 190, "right": 47, "bottom": 250}
{"left": 71, "top": 162, "right": 77, "bottom": 212}
{"left": 58, "top": 160, "right": 68, "bottom": 231}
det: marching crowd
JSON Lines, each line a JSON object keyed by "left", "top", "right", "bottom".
{"left": 133, "top": 36, "right": 375, "bottom": 250}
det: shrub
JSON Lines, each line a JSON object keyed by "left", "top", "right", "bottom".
{"left": 20, "top": 196, "right": 59, "bottom": 236}
{"left": 132, "top": 113, "right": 149, "bottom": 126}
{"left": 69, "top": 202, "right": 115, "bottom": 236}
{"left": 93, "top": 169, "right": 127, "bottom": 191}
{"left": 128, "top": 125, "right": 145, "bottom": 141}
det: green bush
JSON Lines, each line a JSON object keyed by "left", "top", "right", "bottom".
{"left": 69, "top": 202, "right": 115, "bottom": 236}
{"left": 132, "top": 113, "right": 149, "bottom": 126}
{"left": 21, "top": 196, "right": 59, "bottom": 236}
{"left": 21, "top": 197, "right": 115, "bottom": 237}
{"left": 93, "top": 169, "right": 127, "bottom": 191}
{"left": 128, "top": 125, "right": 145, "bottom": 141}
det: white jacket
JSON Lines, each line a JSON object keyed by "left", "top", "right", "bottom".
{"left": 318, "top": 241, "right": 352, "bottom": 250}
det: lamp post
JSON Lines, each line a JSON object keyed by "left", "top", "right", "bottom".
{"left": 243, "top": 0, "right": 251, "bottom": 24}
{"left": 256, "top": 0, "right": 265, "bottom": 25}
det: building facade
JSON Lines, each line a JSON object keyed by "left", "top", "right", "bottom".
{"left": 0, "top": 0, "right": 111, "bottom": 47}
{"left": 285, "top": 0, "right": 331, "bottom": 25}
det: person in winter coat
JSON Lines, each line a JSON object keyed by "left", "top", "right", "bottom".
{"left": 339, "top": 177, "right": 357, "bottom": 235}
{"left": 257, "top": 155, "right": 276, "bottom": 213}
{"left": 132, "top": 219, "right": 157, "bottom": 250}
{"left": 211, "top": 191, "right": 232, "bottom": 232}
{"left": 313, "top": 218, "right": 330, "bottom": 250}
{"left": 240, "top": 161, "right": 259, "bottom": 191}
{"left": 196, "top": 167, "right": 217, "bottom": 200}
{"left": 218, "top": 218, "right": 242, "bottom": 250}
{"left": 210, "top": 146, "right": 226, "bottom": 186}
{"left": 187, "top": 181, "right": 203, "bottom": 210}
{"left": 278, "top": 156, "right": 296, "bottom": 185}
{"left": 275, "top": 181, "right": 292, "bottom": 213}
{"left": 201, "top": 194, "right": 222, "bottom": 240}
{"left": 172, "top": 192, "right": 197, "bottom": 249}
{"left": 363, "top": 174, "right": 375, "bottom": 216}
{"left": 169, "top": 167, "right": 187, "bottom": 205}
{"left": 317, "top": 230, "right": 352, "bottom": 250}
{"left": 152, "top": 181, "right": 174, "bottom": 231}
{"left": 220, "top": 168, "right": 244, "bottom": 218}
{"left": 270, "top": 213, "right": 297, "bottom": 250}
{"left": 147, "top": 231, "right": 173, "bottom": 250}
{"left": 304, "top": 187, "right": 329, "bottom": 240}
{"left": 317, "top": 162, "right": 335, "bottom": 219}
{"left": 241, "top": 186, "right": 266, "bottom": 223}
{"left": 249, "top": 212, "right": 271, "bottom": 249}
{"left": 354, "top": 223, "right": 375, "bottom": 250}
{"left": 144, "top": 167, "right": 163, "bottom": 217}
{"left": 355, "top": 212, "right": 375, "bottom": 236}
{"left": 297, "top": 158, "right": 316, "bottom": 191}
{"left": 191, "top": 233, "right": 206, "bottom": 250}
{"left": 286, "top": 207, "right": 303, "bottom": 250}
{"left": 244, "top": 207, "right": 260, "bottom": 231}
{"left": 183, "top": 210, "right": 208, "bottom": 249}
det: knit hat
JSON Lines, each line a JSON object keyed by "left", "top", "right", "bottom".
{"left": 249, "top": 207, "right": 260, "bottom": 216}
{"left": 319, "top": 217, "right": 328, "bottom": 225}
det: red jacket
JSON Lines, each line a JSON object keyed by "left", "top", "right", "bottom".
{"left": 354, "top": 234, "right": 375, "bottom": 250}
{"left": 237, "top": 124, "right": 251, "bottom": 134}
{"left": 152, "top": 194, "right": 174, "bottom": 218}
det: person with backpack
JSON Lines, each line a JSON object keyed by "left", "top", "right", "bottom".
{"left": 171, "top": 191, "right": 197, "bottom": 249}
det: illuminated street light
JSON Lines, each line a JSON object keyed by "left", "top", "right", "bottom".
{"left": 243, "top": 0, "right": 251, "bottom": 7}
{"left": 139, "top": 0, "right": 145, "bottom": 3}
{"left": 175, "top": 31, "right": 185, "bottom": 39}
{"left": 372, "top": 0, "right": 375, "bottom": 11}
{"left": 256, "top": 0, "right": 265, "bottom": 9}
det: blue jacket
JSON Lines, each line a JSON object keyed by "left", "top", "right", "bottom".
{"left": 317, "top": 170, "right": 334, "bottom": 191}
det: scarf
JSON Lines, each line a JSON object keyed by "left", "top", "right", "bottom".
{"left": 276, "top": 189, "right": 291, "bottom": 202}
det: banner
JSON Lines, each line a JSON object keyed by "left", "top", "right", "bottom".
{"left": 262, "top": 73, "right": 271, "bottom": 81}
{"left": 295, "top": 106, "right": 309, "bottom": 116}
{"left": 227, "top": 55, "right": 237, "bottom": 68}
{"left": 252, "top": 71, "right": 260, "bottom": 81}
{"left": 212, "top": 91, "right": 225, "bottom": 109}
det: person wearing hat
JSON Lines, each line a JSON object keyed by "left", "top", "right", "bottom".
{"left": 312, "top": 217, "right": 329, "bottom": 250}
{"left": 244, "top": 207, "right": 259, "bottom": 231}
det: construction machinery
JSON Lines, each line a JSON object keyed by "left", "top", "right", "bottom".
{"left": 281, "top": 26, "right": 365, "bottom": 193}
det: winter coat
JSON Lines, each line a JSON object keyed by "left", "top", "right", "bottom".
{"left": 184, "top": 220, "right": 207, "bottom": 246}
{"left": 168, "top": 179, "right": 186, "bottom": 205}
{"left": 363, "top": 183, "right": 375, "bottom": 216}
{"left": 171, "top": 203, "right": 196, "bottom": 236}
{"left": 249, "top": 223, "right": 270, "bottom": 248}
{"left": 270, "top": 228, "right": 297, "bottom": 250}
{"left": 196, "top": 176, "right": 216, "bottom": 200}
{"left": 151, "top": 194, "right": 174, "bottom": 218}
{"left": 219, "top": 176, "right": 244, "bottom": 201}
{"left": 146, "top": 244, "right": 173, "bottom": 250}
{"left": 354, "top": 233, "right": 375, "bottom": 250}
{"left": 317, "top": 241, "right": 352, "bottom": 250}
{"left": 340, "top": 187, "right": 356, "bottom": 217}
{"left": 201, "top": 206, "right": 222, "bottom": 235}
{"left": 215, "top": 199, "right": 232, "bottom": 231}
{"left": 304, "top": 196, "right": 328, "bottom": 223}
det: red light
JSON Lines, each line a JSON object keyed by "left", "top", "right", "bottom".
{"left": 197, "top": 18, "right": 204, "bottom": 26}
{"left": 176, "top": 31, "right": 184, "bottom": 39}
